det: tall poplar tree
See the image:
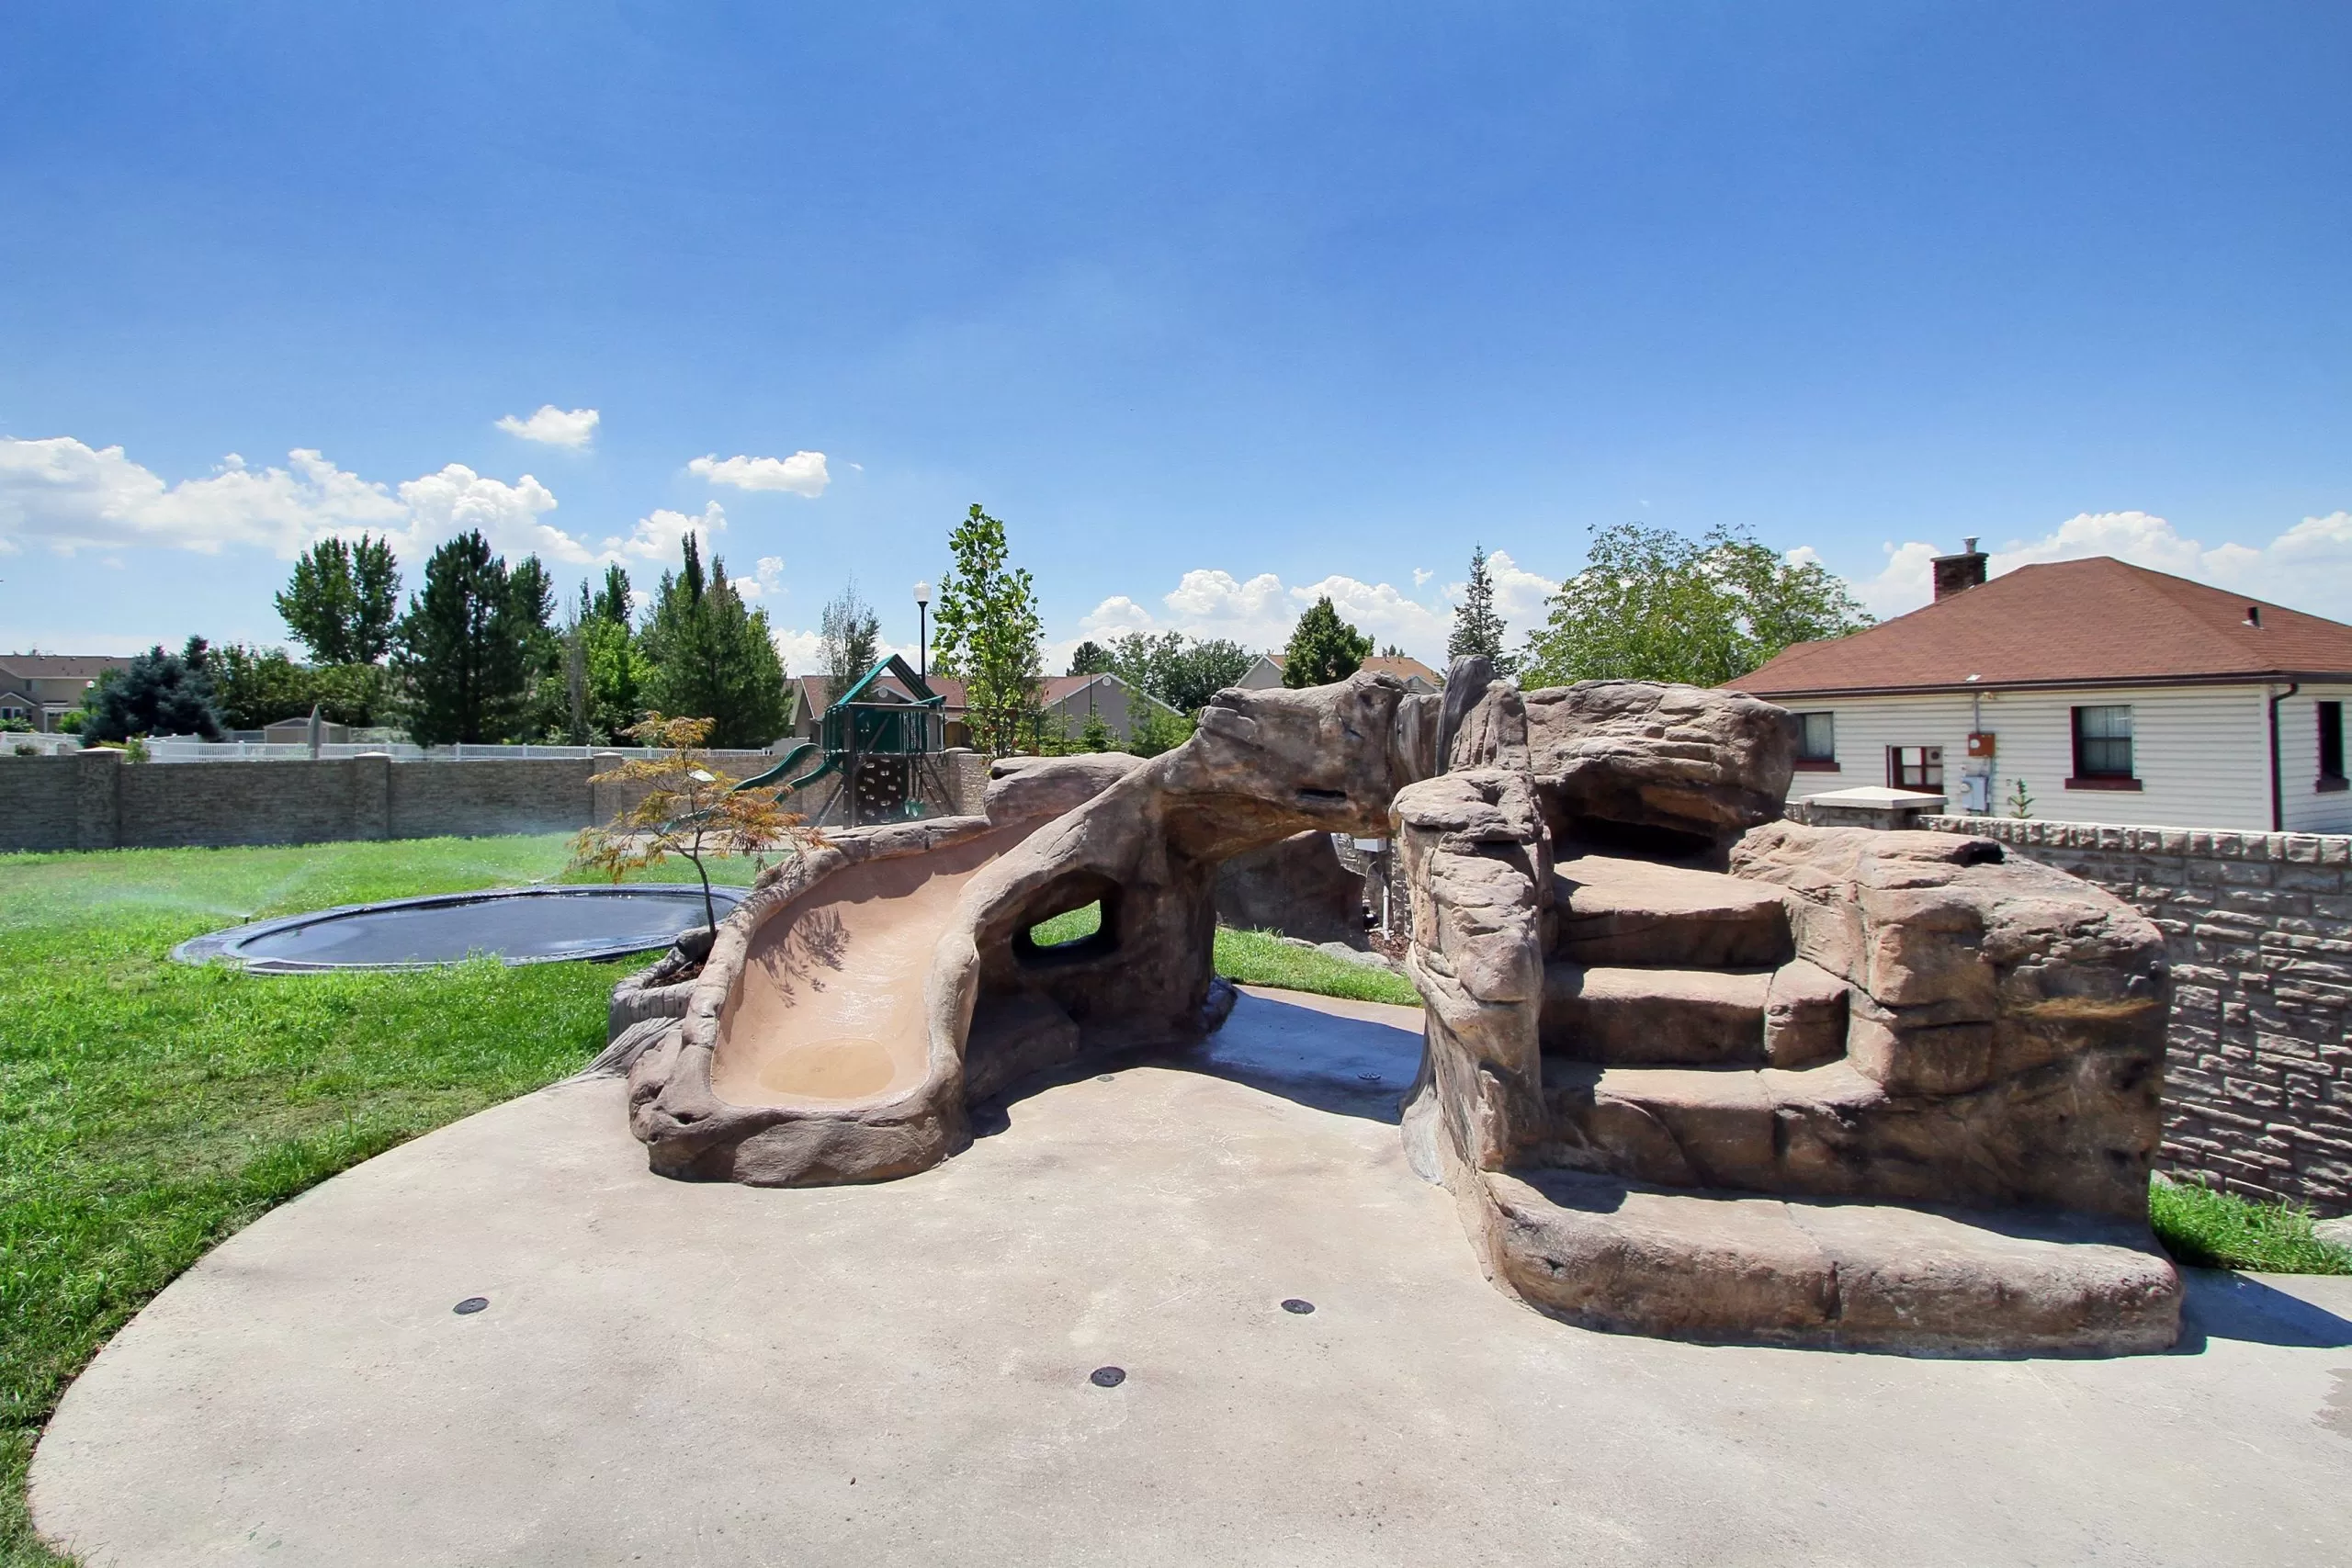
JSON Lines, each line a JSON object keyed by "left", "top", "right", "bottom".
{"left": 930, "top": 503, "right": 1043, "bottom": 756}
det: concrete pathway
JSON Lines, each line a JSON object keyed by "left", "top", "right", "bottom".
{"left": 31, "top": 989, "right": 2352, "bottom": 1566}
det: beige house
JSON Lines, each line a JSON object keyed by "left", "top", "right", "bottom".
{"left": 0, "top": 654, "right": 130, "bottom": 731}
{"left": 1732, "top": 548, "right": 2352, "bottom": 833}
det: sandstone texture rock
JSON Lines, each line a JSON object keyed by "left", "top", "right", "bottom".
{"left": 628, "top": 675, "right": 1431, "bottom": 1189}
{"left": 1214, "top": 829, "right": 1364, "bottom": 943}
{"left": 616, "top": 651, "right": 2181, "bottom": 1354}
{"left": 983, "top": 751, "right": 1147, "bottom": 825}
{"left": 1397, "top": 654, "right": 2179, "bottom": 1354}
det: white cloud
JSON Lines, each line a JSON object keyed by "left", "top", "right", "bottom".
{"left": 1412, "top": 567, "right": 1433, "bottom": 586}
{"left": 735, "top": 556, "right": 786, "bottom": 600}
{"left": 1069, "top": 564, "right": 1466, "bottom": 665}
{"left": 396, "top": 465, "right": 580, "bottom": 563}
{"left": 600, "top": 501, "right": 725, "bottom": 565}
{"left": 767, "top": 627, "right": 915, "bottom": 681}
{"left": 0, "top": 436, "right": 597, "bottom": 567}
{"left": 1841, "top": 510, "right": 2352, "bottom": 620}
{"left": 493, "top": 405, "right": 599, "bottom": 449}
{"left": 688, "top": 451, "right": 830, "bottom": 498}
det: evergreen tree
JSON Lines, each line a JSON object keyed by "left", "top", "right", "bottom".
{"left": 1281, "top": 597, "right": 1373, "bottom": 688}
{"left": 1445, "top": 544, "right": 1515, "bottom": 675}
{"left": 81, "top": 637, "right": 227, "bottom": 742}
{"left": 1068, "top": 640, "right": 1114, "bottom": 676}
{"left": 592, "top": 562, "right": 635, "bottom": 626}
{"left": 818, "top": 581, "right": 883, "bottom": 705}
{"left": 507, "top": 554, "right": 571, "bottom": 740}
{"left": 1520, "top": 523, "right": 1874, "bottom": 688}
{"left": 930, "top": 503, "right": 1044, "bottom": 757}
{"left": 639, "top": 533, "right": 793, "bottom": 749}
{"left": 391, "top": 530, "right": 531, "bottom": 745}
{"left": 277, "top": 535, "right": 401, "bottom": 664}
{"left": 1078, "top": 707, "right": 1114, "bottom": 753}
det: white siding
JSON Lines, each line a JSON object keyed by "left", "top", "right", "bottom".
{"left": 2279, "top": 683, "right": 2352, "bottom": 834}
{"left": 1777, "top": 684, "right": 2275, "bottom": 830}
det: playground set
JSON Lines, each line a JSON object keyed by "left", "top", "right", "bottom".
{"left": 735, "top": 655, "right": 958, "bottom": 828}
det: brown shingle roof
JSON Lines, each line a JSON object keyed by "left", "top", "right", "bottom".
{"left": 1733, "top": 558, "right": 2352, "bottom": 697}
{"left": 1359, "top": 654, "right": 1442, "bottom": 686}
{"left": 0, "top": 654, "right": 131, "bottom": 678}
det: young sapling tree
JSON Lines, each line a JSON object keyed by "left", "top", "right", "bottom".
{"left": 571, "top": 714, "right": 816, "bottom": 949}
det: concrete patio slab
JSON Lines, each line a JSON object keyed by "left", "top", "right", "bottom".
{"left": 31, "top": 988, "right": 2352, "bottom": 1567}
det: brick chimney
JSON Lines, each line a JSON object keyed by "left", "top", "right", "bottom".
{"left": 1932, "top": 537, "right": 1987, "bottom": 601}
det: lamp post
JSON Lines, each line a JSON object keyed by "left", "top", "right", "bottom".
{"left": 913, "top": 581, "right": 931, "bottom": 682}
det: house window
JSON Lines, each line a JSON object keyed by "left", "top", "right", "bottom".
{"left": 1886, "top": 746, "right": 1942, "bottom": 791}
{"left": 1792, "top": 712, "right": 1837, "bottom": 769}
{"left": 2321, "top": 702, "right": 2346, "bottom": 791}
{"left": 2071, "top": 705, "right": 2136, "bottom": 784}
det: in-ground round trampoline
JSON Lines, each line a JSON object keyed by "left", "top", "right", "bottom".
{"left": 171, "top": 885, "right": 748, "bottom": 973}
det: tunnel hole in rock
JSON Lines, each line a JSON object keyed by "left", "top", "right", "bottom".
{"left": 1552, "top": 813, "right": 1716, "bottom": 863}
{"left": 1027, "top": 901, "right": 1101, "bottom": 948}
{"left": 1012, "top": 873, "right": 1122, "bottom": 969}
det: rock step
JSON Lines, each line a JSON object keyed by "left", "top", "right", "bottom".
{"left": 1541, "top": 964, "right": 1770, "bottom": 1066}
{"left": 1551, "top": 853, "right": 1792, "bottom": 968}
{"left": 1480, "top": 1168, "right": 2181, "bottom": 1354}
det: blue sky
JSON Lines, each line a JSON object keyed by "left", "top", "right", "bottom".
{"left": 5, "top": 2, "right": 2348, "bottom": 669}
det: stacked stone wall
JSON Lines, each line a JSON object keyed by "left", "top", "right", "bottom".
{"left": 1923, "top": 814, "right": 2352, "bottom": 1217}
{"left": 0, "top": 749, "right": 776, "bottom": 852}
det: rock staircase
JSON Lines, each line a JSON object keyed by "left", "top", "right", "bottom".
{"left": 1468, "top": 844, "right": 2181, "bottom": 1355}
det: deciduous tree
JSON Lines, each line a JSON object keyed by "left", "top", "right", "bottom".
{"left": 1105, "top": 632, "right": 1253, "bottom": 713}
{"left": 818, "top": 581, "right": 883, "bottom": 705}
{"left": 277, "top": 535, "right": 401, "bottom": 665}
{"left": 572, "top": 715, "right": 815, "bottom": 939}
{"left": 930, "top": 504, "right": 1044, "bottom": 757}
{"left": 1520, "top": 523, "right": 1873, "bottom": 688}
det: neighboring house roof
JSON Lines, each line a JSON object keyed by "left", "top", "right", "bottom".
{"left": 790, "top": 671, "right": 969, "bottom": 722}
{"left": 1733, "top": 558, "right": 2352, "bottom": 698}
{"left": 1238, "top": 652, "right": 1442, "bottom": 690}
{"left": 0, "top": 654, "right": 130, "bottom": 680}
{"left": 1039, "top": 672, "right": 1179, "bottom": 714}
{"left": 1359, "top": 654, "right": 1442, "bottom": 688}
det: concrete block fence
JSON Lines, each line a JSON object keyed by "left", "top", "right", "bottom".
{"left": 1923, "top": 814, "right": 2352, "bottom": 1217}
{"left": 3, "top": 747, "right": 802, "bottom": 852}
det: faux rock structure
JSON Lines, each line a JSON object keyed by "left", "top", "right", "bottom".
{"left": 615, "top": 660, "right": 2182, "bottom": 1354}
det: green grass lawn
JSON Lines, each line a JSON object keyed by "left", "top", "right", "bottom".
{"left": 2149, "top": 1174, "right": 2352, "bottom": 1275}
{"left": 0, "top": 835, "right": 766, "bottom": 1568}
{"left": 1027, "top": 901, "right": 1422, "bottom": 1010}
{"left": 1, "top": 841, "right": 1422, "bottom": 1565}
{"left": 33, "top": 840, "right": 2348, "bottom": 1565}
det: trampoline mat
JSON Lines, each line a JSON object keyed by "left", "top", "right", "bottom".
{"left": 172, "top": 885, "right": 748, "bottom": 972}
